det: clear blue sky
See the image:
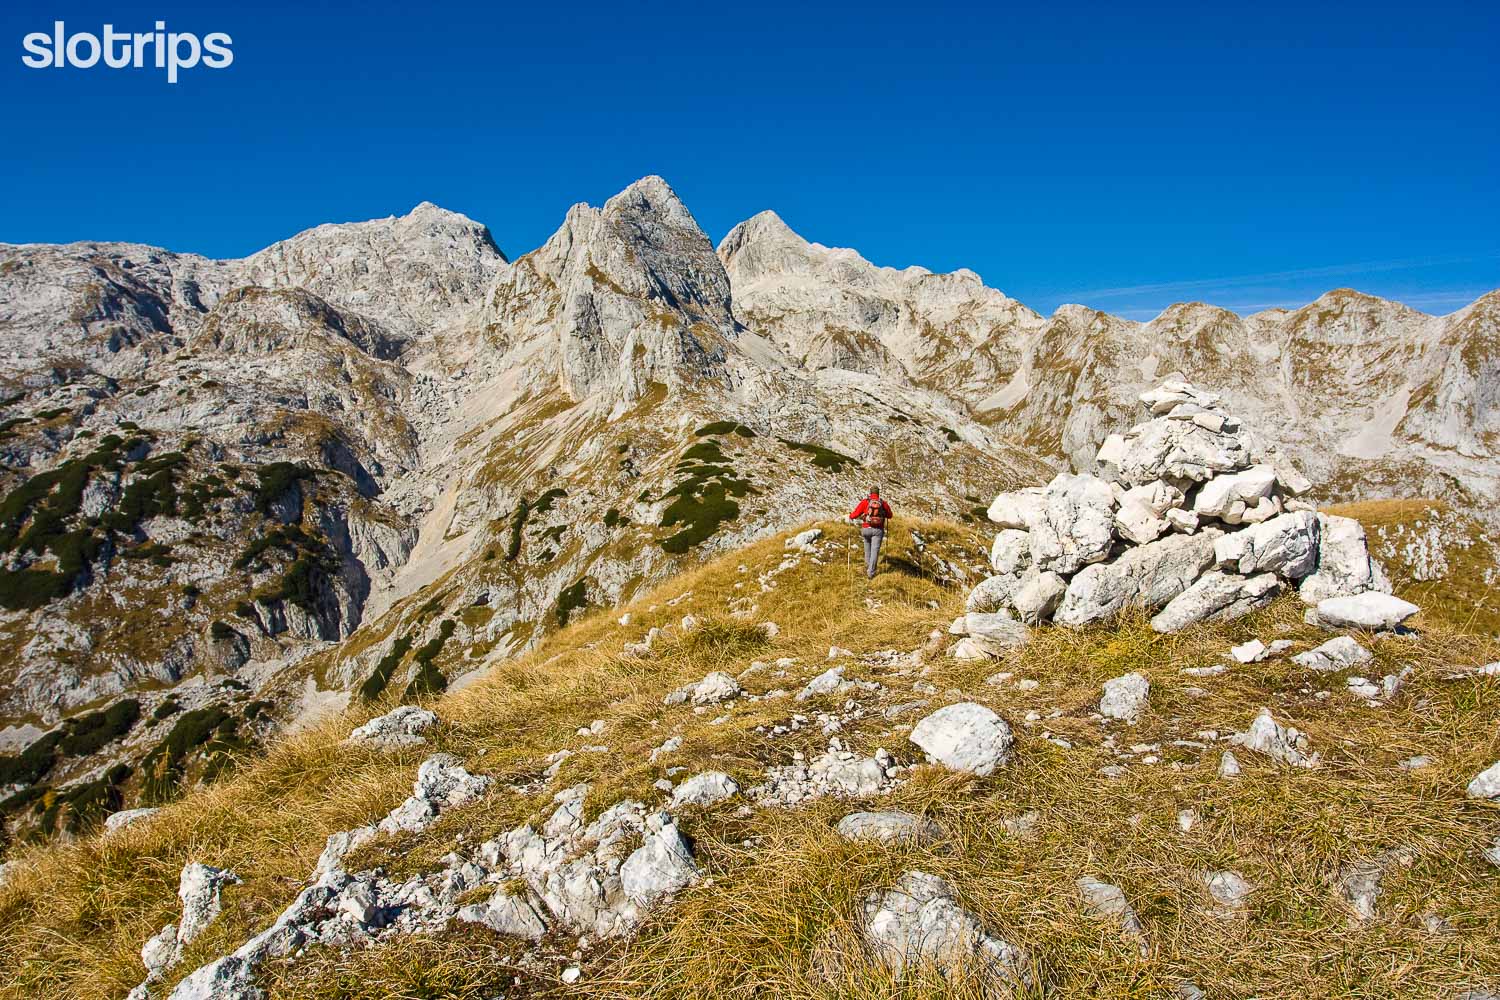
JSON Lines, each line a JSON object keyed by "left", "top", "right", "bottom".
{"left": 2, "top": 0, "right": 1496, "bottom": 319}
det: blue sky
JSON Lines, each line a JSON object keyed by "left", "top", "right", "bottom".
{"left": 2, "top": 0, "right": 1496, "bottom": 319}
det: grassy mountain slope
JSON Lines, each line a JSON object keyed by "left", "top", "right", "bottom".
{"left": 0, "top": 509, "right": 1497, "bottom": 999}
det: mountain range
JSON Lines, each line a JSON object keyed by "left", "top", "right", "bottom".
{"left": 0, "top": 175, "right": 1494, "bottom": 839}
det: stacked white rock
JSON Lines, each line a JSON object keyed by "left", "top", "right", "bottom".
{"left": 966, "top": 378, "right": 1400, "bottom": 636}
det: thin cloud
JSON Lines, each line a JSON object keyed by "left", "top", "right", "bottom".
{"left": 1059, "top": 252, "right": 1500, "bottom": 302}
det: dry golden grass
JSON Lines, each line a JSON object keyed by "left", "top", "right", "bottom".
{"left": 1, "top": 515, "right": 1498, "bottom": 999}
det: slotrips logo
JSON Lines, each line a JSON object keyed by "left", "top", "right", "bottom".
{"left": 21, "top": 21, "right": 233, "bottom": 83}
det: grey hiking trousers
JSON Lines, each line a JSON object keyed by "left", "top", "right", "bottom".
{"left": 860, "top": 527, "right": 885, "bottom": 578}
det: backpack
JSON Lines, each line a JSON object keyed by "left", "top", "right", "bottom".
{"left": 862, "top": 496, "right": 887, "bottom": 529}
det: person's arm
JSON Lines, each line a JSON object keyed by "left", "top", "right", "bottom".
{"left": 849, "top": 498, "right": 868, "bottom": 521}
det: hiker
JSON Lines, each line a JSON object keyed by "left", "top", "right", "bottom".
{"left": 848, "top": 487, "right": 893, "bottom": 579}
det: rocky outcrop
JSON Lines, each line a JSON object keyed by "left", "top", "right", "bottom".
{"left": 961, "top": 378, "right": 1400, "bottom": 636}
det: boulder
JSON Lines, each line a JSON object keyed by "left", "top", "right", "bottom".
{"left": 909, "top": 703, "right": 1013, "bottom": 776}
{"left": 1054, "top": 532, "right": 1216, "bottom": 626}
{"left": 1191, "top": 465, "right": 1276, "bottom": 519}
{"left": 1307, "top": 593, "right": 1419, "bottom": 631}
{"left": 1100, "top": 673, "right": 1150, "bottom": 723}
{"left": 1165, "top": 508, "right": 1200, "bottom": 534}
{"left": 346, "top": 706, "right": 439, "bottom": 749}
{"left": 1212, "top": 511, "right": 1319, "bottom": 578}
{"left": 989, "top": 529, "right": 1032, "bottom": 576}
{"left": 986, "top": 488, "right": 1044, "bottom": 529}
{"left": 962, "top": 612, "right": 1031, "bottom": 652}
{"left": 1150, "top": 571, "right": 1280, "bottom": 632}
{"left": 620, "top": 815, "right": 699, "bottom": 908}
{"left": 1114, "top": 418, "right": 1250, "bottom": 486}
{"left": 457, "top": 887, "right": 548, "bottom": 940}
{"left": 1011, "top": 569, "right": 1066, "bottom": 624}
{"left": 966, "top": 573, "right": 1021, "bottom": 613}
{"left": 1114, "top": 498, "right": 1166, "bottom": 545}
{"left": 1029, "top": 473, "right": 1117, "bottom": 575}
{"left": 1298, "top": 514, "right": 1391, "bottom": 603}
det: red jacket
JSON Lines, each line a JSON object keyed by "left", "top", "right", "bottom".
{"left": 849, "top": 496, "right": 893, "bottom": 526}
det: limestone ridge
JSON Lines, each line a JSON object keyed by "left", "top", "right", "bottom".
{"left": 720, "top": 215, "right": 1500, "bottom": 510}
{"left": 952, "top": 377, "right": 1400, "bottom": 648}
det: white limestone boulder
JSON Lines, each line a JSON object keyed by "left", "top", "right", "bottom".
{"left": 909, "top": 703, "right": 1013, "bottom": 777}
{"left": 859, "top": 871, "right": 1028, "bottom": 989}
{"left": 835, "top": 811, "right": 944, "bottom": 845}
{"left": 1054, "top": 532, "right": 1217, "bottom": 626}
{"left": 986, "top": 488, "right": 1044, "bottom": 529}
{"left": 1212, "top": 510, "right": 1319, "bottom": 578}
{"left": 1100, "top": 673, "right": 1150, "bottom": 723}
{"left": 1029, "top": 473, "right": 1117, "bottom": 575}
{"left": 989, "top": 529, "right": 1032, "bottom": 576}
{"left": 1307, "top": 593, "right": 1418, "bottom": 631}
{"left": 1298, "top": 514, "right": 1392, "bottom": 603}
{"left": 1149, "top": 571, "right": 1280, "bottom": 632}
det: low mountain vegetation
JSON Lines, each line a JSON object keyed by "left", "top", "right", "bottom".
{"left": 0, "top": 510, "right": 1494, "bottom": 999}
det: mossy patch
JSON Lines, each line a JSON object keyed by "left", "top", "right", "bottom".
{"left": 0, "top": 699, "right": 140, "bottom": 789}
{"left": 658, "top": 446, "right": 755, "bottom": 555}
{"left": 556, "top": 578, "right": 588, "bottom": 627}
{"left": 140, "top": 706, "right": 248, "bottom": 805}
{"left": 778, "top": 437, "right": 860, "bottom": 473}
{"left": 403, "top": 620, "right": 456, "bottom": 700}
{"left": 695, "top": 421, "right": 756, "bottom": 439}
{"left": 250, "top": 462, "right": 318, "bottom": 516}
{"left": 360, "top": 634, "right": 415, "bottom": 702}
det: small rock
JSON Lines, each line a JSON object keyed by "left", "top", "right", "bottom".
{"left": 1229, "top": 639, "right": 1267, "bottom": 664}
{"left": 1077, "top": 876, "right": 1147, "bottom": 949}
{"left": 346, "top": 706, "right": 439, "bottom": 749}
{"left": 835, "top": 811, "right": 943, "bottom": 845}
{"left": 1100, "top": 672, "right": 1149, "bottom": 723}
{"left": 1467, "top": 761, "right": 1500, "bottom": 800}
{"left": 669, "top": 771, "right": 739, "bottom": 808}
{"left": 1228, "top": 708, "right": 1318, "bottom": 768}
{"left": 1204, "top": 870, "right": 1254, "bottom": 916}
{"left": 104, "top": 807, "right": 162, "bottom": 832}
{"left": 1291, "top": 636, "right": 1372, "bottom": 672}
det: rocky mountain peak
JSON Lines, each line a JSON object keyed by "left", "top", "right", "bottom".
{"left": 600, "top": 175, "right": 701, "bottom": 234}
{"left": 716, "top": 210, "right": 807, "bottom": 259}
